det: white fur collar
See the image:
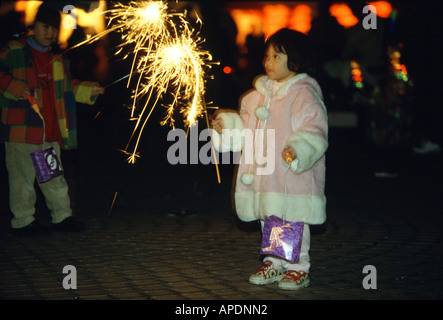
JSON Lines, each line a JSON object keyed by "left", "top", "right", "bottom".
{"left": 254, "top": 73, "right": 308, "bottom": 96}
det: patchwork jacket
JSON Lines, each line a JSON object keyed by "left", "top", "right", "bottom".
{"left": 0, "top": 36, "right": 98, "bottom": 149}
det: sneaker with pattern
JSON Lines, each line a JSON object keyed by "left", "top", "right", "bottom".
{"left": 278, "top": 270, "right": 310, "bottom": 290}
{"left": 249, "top": 261, "right": 284, "bottom": 285}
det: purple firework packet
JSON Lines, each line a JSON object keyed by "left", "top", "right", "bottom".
{"left": 260, "top": 215, "right": 304, "bottom": 262}
{"left": 30, "top": 147, "right": 63, "bottom": 183}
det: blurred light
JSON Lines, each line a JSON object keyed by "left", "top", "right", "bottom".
{"left": 14, "top": 1, "right": 40, "bottom": 25}
{"left": 289, "top": 4, "right": 312, "bottom": 35}
{"left": 399, "top": 65, "right": 406, "bottom": 75}
{"left": 262, "top": 4, "right": 291, "bottom": 37}
{"left": 227, "top": 3, "right": 315, "bottom": 49}
{"left": 329, "top": 3, "right": 358, "bottom": 28}
{"left": 229, "top": 9, "right": 263, "bottom": 48}
{"left": 223, "top": 66, "right": 233, "bottom": 74}
{"left": 350, "top": 60, "right": 364, "bottom": 89}
{"left": 12, "top": 0, "right": 107, "bottom": 49}
{"left": 352, "top": 75, "right": 363, "bottom": 82}
{"left": 389, "top": 48, "right": 409, "bottom": 82}
{"left": 350, "top": 60, "right": 360, "bottom": 69}
{"left": 368, "top": 1, "right": 392, "bottom": 18}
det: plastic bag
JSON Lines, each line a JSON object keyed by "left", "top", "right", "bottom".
{"left": 260, "top": 215, "right": 304, "bottom": 262}
{"left": 30, "top": 147, "right": 63, "bottom": 183}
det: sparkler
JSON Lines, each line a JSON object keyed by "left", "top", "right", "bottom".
{"left": 70, "top": 1, "right": 217, "bottom": 167}
{"left": 125, "top": 17, "right": 213, "bottom": 164}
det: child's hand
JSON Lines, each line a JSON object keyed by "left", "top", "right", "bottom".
{"left": 210, "top": 109, "right": 238, "bottom": 134}
{"left": 20, "top": 85, "right": 31, "bottom": 99}
{"left": 211, "top": 117, "right": 224, "bottom": 134}
{"left": 282, "top": 146, "right": 296, "bottom": 164}
{"left": 91, "top": 84, "right": 105, "bottom": 97}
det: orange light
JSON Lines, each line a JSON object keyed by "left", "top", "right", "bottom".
{"left": 368, "top": 1, "right": 392, "bottom": 18}
{"left": 329, "top": 3, "right": 358, "bottom": 28}
{"left": 350, "top": 60, "right": 360, "bottom": 69}
{"left": 15, "top": 0, "right": 41, "bottom": 26}
{"left": 223, "top": 66, "right": 232, "bottom": 74}
{"left": 289, "top": 4, "right": 312, "bottom": 35}
{"left": 262, "top": 4, "right": 291, "bottom": 38}
{"left": 12, "top": 0, "right": 106, "bottom": 49}
{"left": 229, "top": 9, "right": 263, "bottom": 48}
{"left": 400, "top": 64, "right": 407, "bottom": 75}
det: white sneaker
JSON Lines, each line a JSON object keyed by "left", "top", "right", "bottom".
{"left": 249, "top": 261, "right": 285, "bottom": 285}
{"left": 278, "top": 270, "right": 310, "bottom": 290}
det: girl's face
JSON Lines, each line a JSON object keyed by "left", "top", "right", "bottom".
{"left": 32, "top": 21, "right": 58, "bottom": 47}
{"left": 263, "top": 44, "right": 296, "bottom": 82}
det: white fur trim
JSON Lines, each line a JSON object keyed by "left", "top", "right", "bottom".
{"left": 234, "top": 191, "right": 326, "bottom": 224}
{"left": 211, "top": 112, "right": 244, "bottom": 152}
{"left": 254, "top": 73, "right": 309, "bottom": 96}
{"left": 286, "top": 131, "right": 328, "bottom": 174}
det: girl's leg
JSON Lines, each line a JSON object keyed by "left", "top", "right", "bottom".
{"left": 260, "top": 221, "right": 310, "bottom": 272}
{"left": 248, "top": 220, "right": 285, "bottom": 285}
{"left": 278, "top": 224, "right": 311, "bottom": 290}
{"left": 260, "top": 220, "right": 286, "bottom": 269}
{"left": 282, "top": 223, "right": 311, "bottom": 273}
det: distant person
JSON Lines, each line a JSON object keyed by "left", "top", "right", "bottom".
{"left": 211, "top": 28, "right": 328, "bottom": 290}
{"left": 0, "top": 3, "right": 104, "bottom": 236}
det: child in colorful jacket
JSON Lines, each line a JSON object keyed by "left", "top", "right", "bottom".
{"left": 0, "top": 3, "right": 104, "bottom": 235}
{"left": 211, "top": 28, "right": 328, "bottom": 290}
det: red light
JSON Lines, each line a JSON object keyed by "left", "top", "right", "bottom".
{"left": 223, "top": 66, "right": 233, "bottom": 74}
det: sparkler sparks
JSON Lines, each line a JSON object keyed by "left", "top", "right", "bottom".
{"left": 71, "top": 1, "right": 216, "bottom": 164}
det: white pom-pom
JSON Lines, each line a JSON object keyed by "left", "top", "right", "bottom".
{"left": 255, "top": 106, "right": 269, "bottom": 120}
{"left": 241, "top": 173, "right": 255, "bottom": 185}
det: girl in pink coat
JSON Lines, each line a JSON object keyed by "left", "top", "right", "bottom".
{"left": 211, "top": 28, "right": 328, "bottom": 290}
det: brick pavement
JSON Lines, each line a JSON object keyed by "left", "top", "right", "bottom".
{"left": 1, "top": 129, "right": 443, "bottom": 301}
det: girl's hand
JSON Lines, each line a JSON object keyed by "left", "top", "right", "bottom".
{"left": 211, "top": 117, "right": 224, "bottom": 134}
{"left": 282, "top": 146, "right": 296, "bottom": 163}
{"left": 210, "top": 109, "right": 237, "bottom": 134}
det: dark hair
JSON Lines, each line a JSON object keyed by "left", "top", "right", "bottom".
{"left": 34, "top": 3, "right": 61, "bottom": 29}
{"left": 265, "top": 28, "right": 316, "bottom": 75}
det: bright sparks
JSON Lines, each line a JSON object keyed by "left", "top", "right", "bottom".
{"left": 69, "top": 1, "right": 216, "bottom": 163}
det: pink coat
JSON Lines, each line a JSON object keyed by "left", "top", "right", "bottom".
{"left": 213, "top": 73, "right": 328, "bottom": 224}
